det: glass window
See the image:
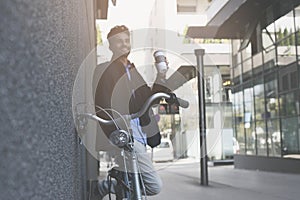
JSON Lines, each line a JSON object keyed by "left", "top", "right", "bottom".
{"left": 243, "top": 58, "right": 252, "bottom": 73}
{"left": 262, "top": 6, "right": 275, "bottom": 49}
{"left": 256, "top": 120, "right": 267, "bottom": 156}
{"left": 233, "top": 64, "right": 242, "bottom": 85}
{"left": 263, "top": 47, "right": 276, "bottom": 70}
{"left": 294, "top": 6, "right": 300, "bottom": 58}
{"left": 242, "top": 58, "right": 252, "bottom": 82}
{"left": 232, "top": 53, "right": 241, "bottom": 68}
{"left": 267, "top": 119, "right": 281, "bottom": 157}
{"left": 244, "top": 86, "right": 254, "bottom": 118}
{"left": 275, "top": 10, "right": 297, "bottom": 67}
{"left": 282, "top": 117, "right": 299, "bottom": 156}
{"left": 275, "top": 10, "right": 295, "bottom": 39}
{"left": 297, "top": 90, "right": 300, "bottom": 115}
{"left": 242, "top": 43, "right": 252, "bottom": 61}
{"left": 295, "top": 5, "right": 300, "bottom": 31}
{"left": 280, "top": 91, "right": 299, "bottom": 117}
{"left": 244, "top": 86, "right": 255, "bottom": 155}
{"left": 233, "top": 90, "right": 245, "bottom": 154}
{"left": 232, "top": 39, "right": 242, "bottom": 66}
{"left": 254, "top": 77, "right": 265, "bottom": 120}
{"left": 245, "top": 123, "right": 255, "bottom": 155}
{"left": 223, "top": 103, "right": 233, "bottom": 129}
{"left": 296, "top": 31, "right": 300, "bottom": 62}
{"left": 265, "top": 74, "right": 279, "bottom": 119}
{"left": 262, "top": 23, "right": 275, "bottom": 49}
{"left": 290, "top": 68, "right": 298, "bottom": 89}
{"left": 236, "top": 122, "right": 245, "bottom": 155}
{"left": 261, "top": 6, "right": 275, "bottom": 60}
{"left": 232, "top": 39, "right": 241, "bottom": 55}
{"left": 278, "top": 65, "right": 297, "bottom": 92}
{"left": 234, "top": 91, "right": 244, "bottom": 122}
{"left": 253, "top": 77, "right": 267, "bottom": 156}
{"left": 276, "top": 35, "right": 297, "bottom": 67}
{"left": 206, "top": 103, "right": 226, "bottom": 129}
{"left": 253, "top": 53, "right": 263, "bottom": 67}
{"left": 279, "top": 71, "right": 289, "bottom": 92}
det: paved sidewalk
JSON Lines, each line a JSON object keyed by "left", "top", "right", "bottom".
{"left": 101, "top": 157, "right": 300, "bottom": 200}
{"left": 148, "top": 158, "right": 300, "bottom": 200}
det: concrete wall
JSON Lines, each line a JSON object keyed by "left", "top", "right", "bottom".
{"left": 235, "top": 155, "right": 300, "bottom": 174}
{"left": 0, "top": 1, "right": 95, "bottom": 199}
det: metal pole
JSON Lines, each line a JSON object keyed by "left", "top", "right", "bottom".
{"left": 194, "top": 49, "right": 208, "bottom": 186}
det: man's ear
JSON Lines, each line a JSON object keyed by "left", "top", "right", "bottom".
{"left": 108, "top": 43, "right": 112, "bottom": 52}
{"left": 108, "top": 39, "right": 113, "bottom": 51}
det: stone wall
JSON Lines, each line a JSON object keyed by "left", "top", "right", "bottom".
{"left": 0, "top": 1, "right": 95, "bottom": 199}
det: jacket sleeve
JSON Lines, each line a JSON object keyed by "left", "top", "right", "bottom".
{"left": 94, "top": 69, "right": 119, "bottom": 138}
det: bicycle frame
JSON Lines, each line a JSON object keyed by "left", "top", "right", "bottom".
{"left": 76, "top": 92, "right": 188, "bottom": 200}
{"left": 107, "top": 137, "right": 144, "bottom": 200}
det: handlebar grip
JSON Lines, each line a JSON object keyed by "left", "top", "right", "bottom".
{"left": 177, "top": 98, "right": 189, "bottom": 108}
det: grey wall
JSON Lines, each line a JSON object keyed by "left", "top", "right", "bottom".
{"left": 0, "top": 1, "right": 95, "bottom": 199}
{"left": 235, "top": 155, "right": 300, "bottom": 174}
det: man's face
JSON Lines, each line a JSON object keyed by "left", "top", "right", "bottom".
{"left": 109, "top": 32, "right": 131, "bottom": 58}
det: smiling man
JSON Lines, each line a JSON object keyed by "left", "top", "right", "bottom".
{"left": 93, "top": 25, "right": 170, "bottom": 199}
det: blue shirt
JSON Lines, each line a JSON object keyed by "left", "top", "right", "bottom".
{"left": 130, "top": 118, "right": 147, "bottom": 145}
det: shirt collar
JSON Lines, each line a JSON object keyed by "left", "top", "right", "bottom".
{"left": 124, "top": 62, "right": 135, "bottom": 70}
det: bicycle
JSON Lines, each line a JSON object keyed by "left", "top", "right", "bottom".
{"left": 76, "top": 92, "right": 189, "bottom": 200}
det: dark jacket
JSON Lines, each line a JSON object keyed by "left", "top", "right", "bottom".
{"left": 94, "top": 60, "right": 170, "bottom": 149}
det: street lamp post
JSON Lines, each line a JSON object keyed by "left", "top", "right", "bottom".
{"left": 194, "top": 49, "right": 208, "bottom": 186}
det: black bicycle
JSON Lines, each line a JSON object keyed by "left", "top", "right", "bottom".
{"left": 76, "top": 92, "right": 189, "bottom": 200}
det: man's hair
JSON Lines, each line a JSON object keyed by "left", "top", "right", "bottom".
{"left": 107, "top": 25, "right": 130, "bottom": 39}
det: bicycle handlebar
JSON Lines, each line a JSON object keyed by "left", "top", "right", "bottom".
{"left": 79, "top": 92, "right": 189, "bottom": 126}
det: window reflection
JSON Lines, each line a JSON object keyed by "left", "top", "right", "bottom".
{"left": 254, "top": 78, "right": 265, "bottom": 120}
{"left": 263, "top": 47, "right": 276, "bottom": 70}
{"left": 277, "top": 36, "right": 296, "bottom": 66}
{"left": 282, "top": 117, "right": 299, "bottom": 156}
{"left": 242, "top": 43, "right": 252, "bottom": 60}
{"left": 262, "top": 23, "right": 275, "bottom": 49}
{"left": 233, "top": 64, "right": 242, "bottom": 85}
{"left": 234, "top": 89, "right": 245, "bottom": 154}
{"left": 232, "top": 39, "right": 242, "bottom": 66}
{"left": 275, "top": 10, "right": 296, "bottom": 66}
{"left": 244, "top": 86, "right": 255, "bottom": 155}
{"left": 253, "top": 53, "right": 262, "bottom": 66}
{"left": 267, "top": 119, "right": 281, "bottom": 157}
{"left": 294, "top": 5, "right": 300, "bottom": 61}
{"left": 265, "top": 74, "right": 279, "bottom": 118}
{"left": 275, "top": 10, "right": 295, "bottom": 37}
{"left": 294, "top": 5, "right": 300, "bottom": 30}
{"left": 278, "top": 65, "right": 298, "bottom": 92}
{"left": 242, "top": 58, "right": 252, "bottom": 82}
{"left": 262, "top": 6, "right": 276, "bottom": 49}
{"left": 280, "top": 91, "right": 299, "bottom": 117}
{"left": 255, "top": 120, "right": 267, "bottom": 156}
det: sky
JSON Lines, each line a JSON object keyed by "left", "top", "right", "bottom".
{"left": 96, "top": 0, "right": 207, "bottom": 44}
{"left": 96, "top": 0, "right": 156, "bottom": 40}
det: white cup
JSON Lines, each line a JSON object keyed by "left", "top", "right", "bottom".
{"left": 153, "top": 50, "right": 168, "bottom": 73}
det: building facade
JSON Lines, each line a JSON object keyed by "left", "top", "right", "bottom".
{"left": 232, "top": 2, "right": 300, "bottom": 171}
{"left": 188, "top": 0, "right": 300, "bottom": 173}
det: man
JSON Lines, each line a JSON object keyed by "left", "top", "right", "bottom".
{"left": 93, "top": 25, "right": 170, "bottom": 199}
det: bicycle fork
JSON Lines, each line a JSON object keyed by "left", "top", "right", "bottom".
{"left": 130, "top": 153, "right": 142, "bottom": 200}
{"left": 112, "top": 149, "right": 143, "bottom": 200}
